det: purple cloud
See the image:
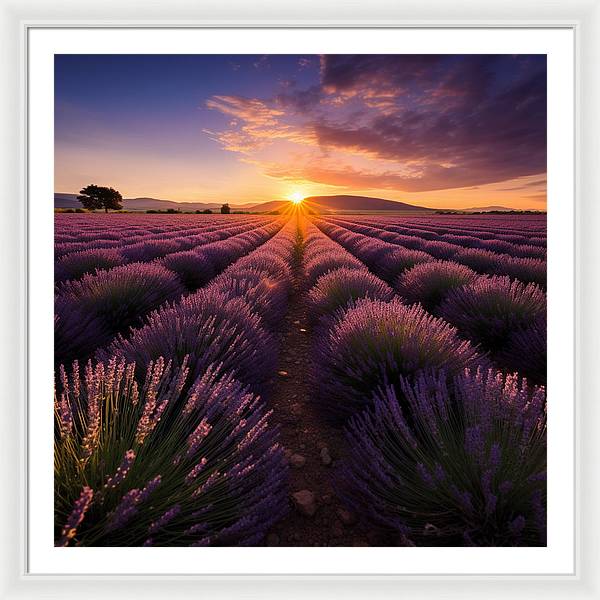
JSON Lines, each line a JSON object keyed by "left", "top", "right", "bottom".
{"left": 206, "top": 54, "right": 547, "bottom": 192}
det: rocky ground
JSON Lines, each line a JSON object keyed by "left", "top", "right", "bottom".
{"left": 263, "top": 258, "right": 393, "bottom": 547}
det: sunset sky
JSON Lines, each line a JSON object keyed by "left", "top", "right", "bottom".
{"left": 55, "top": 54, "right": 547, "bottom": 210}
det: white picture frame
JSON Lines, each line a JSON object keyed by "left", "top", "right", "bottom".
{"left": 1, "top": 0, "right": 598, "bottom": 597}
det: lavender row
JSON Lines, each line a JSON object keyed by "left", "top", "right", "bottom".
{"left": 55, "top": 215, "right": 277, "bottom": 260}
{"left": 301, "top": 224, "right": 546, "bottom": 546}
{"left": 54, "top": 221, "right": 301, "bottom": 546}
{"left": 103, "top": 220, "right": 299, "bottom": 395}
{"left": 55, "top": 218, "right": 280, "bottom": 283}
{"left": 55, "top": 219, "right": 286, "bottom": 367}
{"left": 321, "top": 216, "right": 546, "bottom": 262}
{"left": 54, "top": 355, "right": 288, "bottom": 546}
{"left": 55, "top": 212, "right": 270, "bottom": 238}
{"left": 312, "top": 219, "right": 546, "bottom": 386}
{"left": 338, "top": 369, "right": 546, "bottom": 546}
{"left": 316, "top": 218, "right": 546, "bottom": 288}
{"left": 55, "top": 215, "right": 260, "bottom": 248}
{"left": 329, "top": 215, "right": 546, "bottom": 246}
{"left": 301, "top": 223, "right": 481, "bottom": 422}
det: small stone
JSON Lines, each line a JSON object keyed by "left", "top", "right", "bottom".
{"left": 290, "top": 454, "right": 306, "bottom": 468}
{"left": 293, "top": 320, "right": 301, "bottom": 325}
{"left": 337, "top": 508, "right": 357, "bottom": 526}
{"left": 299, "top": 328, "right": 307, "bottom": 333}
{"left": 278, "top": 370, "right": 289, "bottom": 377}
{"left": 266, "top": 533, "right": 280, "bottom": 546}
{"left": 320, "top": 447, "right": 332, "bottom": 466}
{"left": 321, "top": 494, "right": 333, "bottom": 505}
{"left": 292, "top": 490, "right": 317, "bottom": 517}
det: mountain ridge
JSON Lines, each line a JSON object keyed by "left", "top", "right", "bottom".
{"left": 54, "top": 193, "right": 536, "bottom": 214}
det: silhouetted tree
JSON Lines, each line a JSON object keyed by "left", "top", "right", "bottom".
{"left": 77, "top": 185, "right": 123, "bottom": 213}
{"left": 220, "top": 203, "right": 231, "bottom": 214}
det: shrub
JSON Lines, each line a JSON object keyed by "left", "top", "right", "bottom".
{"left": 304, "top": 252, "right": 364, "bottom": 288}
{"left": 307, "top": 267, "right": 395, "bottom": 323}
{"left": 55, "top": 263, "right": 184, "bottom": 364}
{"left": 314, "top": 298, "right": 483, "bottom": 421}
{"left": 103, "top": 289, "right": 276, "bottom": 392}
{"left": 419, "top": 240, "right": 461, "bottom": 260}
{"left": 54, "top": 299, "right": 111, "bottom": 367}
{"left": 54, "top": 357, "right": 288, "bottom": 546}
{"left": 497, "top": 316, "right": 547, "bottom": 385}
{"left": 500, "top": 257, "right": 547, "bottom": 288}
{"left": 209, "top": 268, "right": 289, "bottom": 328}
{"left": 120, "top": 239, "right": 183, "bottom": 262}
{"left": 397, "top": 260, "right": 478, "bottom": 311}
{"left": 159, "top": 251, "right": 215, "bottom": 291}
{"left": 55, "top": 248, "right": 124, "bottom": 283}
{"left": 376, "top": 247, "right": 434, "bottom": 281}
{"left": 438, "top": 276, "right": 546, "bottom": 353}
{"left": 452, "top": 248, "right": 504, "bottom": 274}
{"left": 235, "top": 251, "right": 293, "bottom": 282}
{"left": 339, "top": 368, "right": 546, "bottom": 546}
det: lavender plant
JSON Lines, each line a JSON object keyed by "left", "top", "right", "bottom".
{"left": 314, "top": 298, "right": 483, "bottom": 421}
{"left": 55, "top": 262, "right": 184, "bottom": 365}
{"left": 497, "top": 316, "right": 547, "bottom": 385}
{"left": 339, "top": 368, "right": 546, "bottom": 546}
{"left": 307, "top": 267, "right": 395, "bottom": 323}
{"left": 158, "top": 250, "right": 216, "bottom": 291}
{"left": 55, "top": 356, "right": 288, "bottom": 546}
{"left": 304, "top": 252, "right": 364, "bottom": 289}
{"left": 209, "top": 267, "right": 289, "bottom": 328}
{"left": 103, "top": 288, "right": 276, "bottom": 392}
{"left": 396, "top": 260, "right": 478, "bottom": 311}
{"left": 55, "top": 248, "right": 124, "bottom": 283}
{"left": 438, "top": 275, "right": 546, "bottom": 353}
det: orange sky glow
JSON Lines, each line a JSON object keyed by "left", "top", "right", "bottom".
{"left": 55, "top": 55, "right": 546, "bottom": 210}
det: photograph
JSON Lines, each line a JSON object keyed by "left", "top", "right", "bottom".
{"left": 53, "top": 53, "right": 547, "bottom": 549}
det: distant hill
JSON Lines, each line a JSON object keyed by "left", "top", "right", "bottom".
{"left": 55, "top": 193, "right": 242, "bottom": 212}
{"left": 301, "top": 195, "right": 434, "bottom": 213}
{"left": 56, "top": 193, "right": 533, "bottom": 215}
{"left": 55, "top": 193, "right": 435, "bottom": 213}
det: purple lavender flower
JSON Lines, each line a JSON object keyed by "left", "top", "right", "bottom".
{"left": 396, "top": 260, "right": 478, "bottom": 310}
{"left": 55, "top": 356, "right": 289, "bottom": 546}
{"left": 497, "top": 315, "right": 547, "bottom": 385}
{"left": 55, "top": 248, "right": 124, "bottom": 282}
{"left": 56, "top": 486, "right": 94, "bottom": 547}
{"left": 314, "top": 298, "right": 483, "bottom": 421}
{"left": 307, "top": 267, "right": 395, "bottom": 322}
{"left": 337, "top": 368, "right": 546, "bottom": 546}
{"left": 438, "top": 275, "right": 546, "bottom": 353}
{"left": 158, "top": 250, "right": 215, "bottom": 290}
{"left": 55, "top": 262, "right": 184, "bottom": 364}
{"left": 103, "top": 288, "right": 276, "bottom": 392}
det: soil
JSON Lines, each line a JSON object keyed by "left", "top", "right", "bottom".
{"left": 263, "top": 247, "right": 390, "bottom": 547}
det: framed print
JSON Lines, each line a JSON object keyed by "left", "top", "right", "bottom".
{"left": 1, "top": 0, "right": 599, "bottom": 598}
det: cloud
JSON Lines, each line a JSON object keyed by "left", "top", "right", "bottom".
{"left": 496, "top": 178, "right": 547, "bottom": 192}
{"left": 205, "top": 55, "right": 547, "bottom": 193}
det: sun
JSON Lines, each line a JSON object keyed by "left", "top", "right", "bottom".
{"left": 288, "top": 191, "right": 304, "bottom": 205}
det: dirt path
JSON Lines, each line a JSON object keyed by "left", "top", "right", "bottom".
{"left": 263, "top": 242, "right": 382, "bottom": 547}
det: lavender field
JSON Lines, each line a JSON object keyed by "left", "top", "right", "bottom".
{"left": 54, "top": 211, "right": 547, "bottom": 547}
